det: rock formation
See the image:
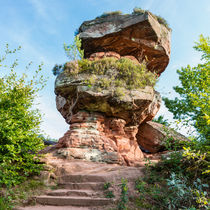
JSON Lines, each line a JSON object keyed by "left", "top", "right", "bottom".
{"left": 54, "top": 11, "right": 173, "bottom": 166}
{"left": 136, "top": 121, "right": 189, "bottom": 153}
{"left": 79, "top": 11, "right": 171, "bottom": 75}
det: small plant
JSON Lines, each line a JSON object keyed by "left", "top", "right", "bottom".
{"left": 64, "top": 35, "right": 84, "bottom": 61}
{"left": 104, "top": 182, "right": 111, "bottom": 190}
{"left": 118, "top": 178, "right": 128, "bottom": 210}
{"left": 103, "top": 182, "right": 115, "bottom": 199}
{"left": 132, "top": 7, "right": 146, "bottom": 14}
{"left": 97, "top": 11, "right": 122, "bottom": 18}
{"left": 105, "top": 190, "right": 115, "bottom": 198}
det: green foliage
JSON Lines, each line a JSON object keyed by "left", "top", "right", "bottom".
{"left": 166, "top": 173, "right": 209, "bottom": 209}
{"left": 0, "top": 44, "right": 46, "bottom": 187}
{"left": 0, "top": 179, "right": 46, "bottom": 209}
{"left": 0, "top": 197, "right": 12, "bottom": 210}
{"left": 118, "top": 178, "right": 128, "bottom": 210}
{"left": 182, "top": 145, "right": 210, "bottom": 177}
{"left": 152, "top": 115, "right": 169, "bottom": 126}
{"left": 103, "top": 182, "right": 115, "bottom": 199}
{"left": 65, "top": 57, "right": 157, "bottom": 96}
{"left": 135, "top": 166, "right": 209, "bottom": 209}
{"left": 64, "top": 35, "right": 84, "bottom": 61}
{"left": 105, "top": 190, "right": 115, "bottom": 198}
{"left": 163, "top": 35, "right": 210, "bottom": 141}
{"left": 104, "top": 182, "right": 111, "bottom": 190}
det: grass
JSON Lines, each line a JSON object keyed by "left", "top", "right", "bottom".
{"left": 0, "top": 179, "right": 52, "bottom": 209}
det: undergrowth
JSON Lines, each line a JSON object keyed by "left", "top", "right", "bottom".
{"left": 134, "top": 138, "right": 209, "bottom": 210}
{"left": 0, "top": 179, "right": 48, "bottom": 209}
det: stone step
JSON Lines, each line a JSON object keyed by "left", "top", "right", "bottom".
{"left": 15, "top": 205, "right": 91, "bottom": 210}
{"left": 35, "top": 195, "right": 113, "bottom": 206}
{"left": 58, "top": 182, "right": 104, "bottom": 191}
{"left": 58, "top": 174, "right": 107, "bottom": 183}
{"left": 47, "top": 189, "right": 95, "bottom": 197}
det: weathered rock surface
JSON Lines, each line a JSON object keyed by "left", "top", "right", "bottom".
{"left": 56, "top": 111, "right": 144, "bottom": 166}
{"left": 53, "top": 11, "right": 173, "bottom": 165}
{"left": 55, "top": 71, "right": 161, "bottom": 125}
{"left": 79, "top": 12, "right": 171, "bottom": 74}
{"left": 136, "top": 121, "right": 189, "bottom": 153}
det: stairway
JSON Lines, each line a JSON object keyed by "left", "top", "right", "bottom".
{"left": 16, "top": 160, "right": 148, "bottom": 209}
{"left": 26, "top": 175, "right": 114, "bottom": 209}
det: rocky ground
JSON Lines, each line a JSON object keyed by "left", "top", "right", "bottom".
{"left": 16, "top": 153, "right": 161, "bottom": 210}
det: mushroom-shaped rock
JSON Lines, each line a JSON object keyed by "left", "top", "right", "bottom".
{"left": 79, "top": 12, "right": 171, "bottom": 75}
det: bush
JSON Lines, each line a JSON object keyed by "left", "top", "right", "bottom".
{"left": 0, "top": 44, "right": 46, "bottom": 187}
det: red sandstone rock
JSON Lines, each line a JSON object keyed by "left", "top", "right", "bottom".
{"left": 89, "top": 51, "right": 121, "bottom": 61}
{"left": 55, "top": 78, "right": 161, "bottom": 125}
{"left": 136, "top": 121, "right": 189, "bottom": 153}
{"left": 79, "top": 12, "right": 171, "bottom": 75}
{"left": 57, "top": 111, "right": 144, "bottom": 166}
{"left": 89, "top": 52, "right": 140, "bottom": 65}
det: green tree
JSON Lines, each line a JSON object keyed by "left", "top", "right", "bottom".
{"left": 0, "top": 44, "right": 46, "bottom": 187}
{"left": 163, "top": 35, "right": 210, "bottom": 141}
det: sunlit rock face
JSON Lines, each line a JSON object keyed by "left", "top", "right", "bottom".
{"left": 56, "top": 111, "right": 144, "bottom": 166}
{"left": 54, "top": 11, "right": 172, "bottom": 165}
{"left": 79, "top": 12, "right": 171, "bottom": 75}
{"left": 55, "top": 72, "right": 161, "bottom": 125}
{"left": 136, "top": 121, "right": 190, "bottom": 153}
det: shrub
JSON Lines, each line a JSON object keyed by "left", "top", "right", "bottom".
{"left": 0, "top": 44, "right": 46, "bottom": 187}
{"left": 97, "top": 11, "right": 122, "bottom": 18}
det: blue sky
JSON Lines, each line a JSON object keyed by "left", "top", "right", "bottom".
{"left": 0, "top": 0, "right": 210, "bottom": 138}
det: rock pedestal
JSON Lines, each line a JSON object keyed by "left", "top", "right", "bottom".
{"left": 57, "top": 111, "right": 144, "bottom": 166}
